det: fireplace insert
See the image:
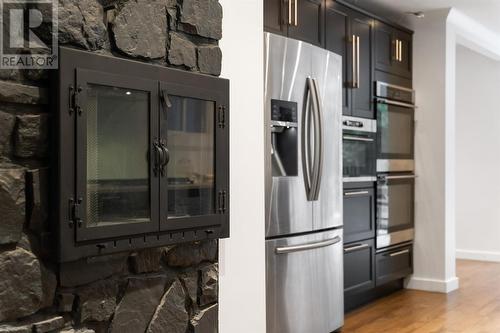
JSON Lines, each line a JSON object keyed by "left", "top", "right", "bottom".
{"left": 52, "top": 47, "right": 229, "bottom": 262}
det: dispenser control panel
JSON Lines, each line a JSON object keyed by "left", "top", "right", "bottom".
{"left": 271, "top": 99, "right": 298, "bottom": 125}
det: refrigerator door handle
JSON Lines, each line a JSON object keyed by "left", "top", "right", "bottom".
{"left": 302, "top": 78, "right": 314, "bottom": 200}
{"left": 310, "top": 78, "right": 323, "bottom": 201}
{"left": 275, "top": 236, "right": 342, "bottom": 254}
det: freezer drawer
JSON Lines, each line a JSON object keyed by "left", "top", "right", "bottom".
{"left": 266, "top": 229, "right": 344, "bottom": 333}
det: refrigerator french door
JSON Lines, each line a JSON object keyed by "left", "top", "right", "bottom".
{"left": 265, "top": 33, "right": 343, "bottom": 333}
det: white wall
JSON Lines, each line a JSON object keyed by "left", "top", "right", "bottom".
{"left": 455, "top": 45, "right": 500, "bottom": 262}
{"left": 218, "top": 1, "right": 266, "bottom": 333}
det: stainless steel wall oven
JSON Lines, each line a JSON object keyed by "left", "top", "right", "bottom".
{"left": 343, "top": 116, "right": 376, "bottom": 181}
{"left": 376, "top": 173, "right": 415, "bottom": 249}
{"left": 375, "top": 82, "right": 415, "bottom": 173}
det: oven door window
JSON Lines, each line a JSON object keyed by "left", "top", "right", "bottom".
{"left": 377, "top": 103, "right": 414, "bottom": 159}
{"left": 377, "top": 177, "right": 414, "bottom": 235}
{"left": 343, "top": 131, "right": 376, "bottom": 177}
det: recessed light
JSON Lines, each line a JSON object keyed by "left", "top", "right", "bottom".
{"left": 125, "top": 91, "right": 131, "bottom": 95}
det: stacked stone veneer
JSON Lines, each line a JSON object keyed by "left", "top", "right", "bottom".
{"left": 0, "top": 0, "right": 222, "bottom": 332}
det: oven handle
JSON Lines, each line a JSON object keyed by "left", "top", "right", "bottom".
{"left": 376, "top": 98, "right": 416, "bottom": 109}
{"left": 379, "top": 175, "right": 417, "bottom": 180}
{"left": 275, "top": 236, "right": 342, "bottom": 254}
{"left": 343, "top": 135, "right": 374, "bottom": 142}
{"left": 344, "top": 190, "right": 369, "bottom": 197}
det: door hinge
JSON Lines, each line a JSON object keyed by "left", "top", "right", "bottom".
{"left": 218, "top": 190, "right": 227, "bottom": 214}
{"left": 69, "top": 197, "right": 83, "bottom": 228}
{"left": 69, "top": 85, "right": 83, "bottom": 116}
{"left": 218, "top": 105, "right": 226, "bottom": 128}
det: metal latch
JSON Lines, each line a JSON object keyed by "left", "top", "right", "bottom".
{"left": 218, "top": 105, "right": 226, "bottom": 128}
{"left": 69, "top": 197, "right": 83, "bottom": 228}
{"left": 218, "top": 190, "right": 227, "bottom": 213}
{"left": 69, "top": 85, "right": 83, "bottom": 115}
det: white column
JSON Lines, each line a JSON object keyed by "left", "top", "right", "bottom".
{"left": 405, "top": 9, "right": 459, "bottom": 293}
{"left": 218, "top": 1, "right": 267, "bottom": 332}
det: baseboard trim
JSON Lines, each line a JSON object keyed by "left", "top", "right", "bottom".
{"left": 456, "top": 249, "right": 500, "bottom": 263}
{"left": 404, "top": 276, "right": 459, "bottom": 293}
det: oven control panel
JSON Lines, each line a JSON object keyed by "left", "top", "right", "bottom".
{"left": 342, "top": 116, "right": 376, "bottom": 133}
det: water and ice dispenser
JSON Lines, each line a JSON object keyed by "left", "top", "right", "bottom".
{"left": 270, "top": 99, "right": 298, "bottom": 177}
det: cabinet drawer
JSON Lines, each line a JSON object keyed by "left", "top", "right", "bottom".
{"left": 343, "top": 186, "right": 375, "bottom": 243}
{"left": 376, "top": 244, "right": 413, "bottom": 286}
{"left": 344, "top": 239, "right": 375, "bottom": 296}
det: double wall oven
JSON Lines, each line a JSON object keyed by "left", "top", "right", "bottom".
{"left": 375, "top": 82, "right": 415, "bottom": 249}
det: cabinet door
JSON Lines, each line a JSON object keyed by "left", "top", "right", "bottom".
{"left": 75, "top": 69, "right": 160, "bottom": 242}
{"left": 288, "top": 0, "right": 325, "bottom": 47}
{"left": 344, "top": 238, "right": 375, "bottom": 296}
{"left": 393, "top": 30, "right": 412, "bottom": 78}
{"left": 264, "top": 0, "right": 286, "bottom": 35}
{"left": 374, "top": 21, "right": 394, "bottom": 74}
{"left": 343, "top": 187, "right": 375, "bottom": 243}
{"left": 376, "top": 244, "right": 413, "bottom": 286}
{"left": 325, "top": 1, "right": 351, "bottom": 116}
{"left": 351, "top": 12, "right": 374, "bottom": 118}
{"left": 159, "top": 80, "right": 229, "bottom": 233}
{"left": 375, "top": 21, "right": 412, "bottom": 79}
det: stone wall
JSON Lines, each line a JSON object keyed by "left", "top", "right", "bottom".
{"left": 0, "top": 0, "right": 222, "bottom": 332}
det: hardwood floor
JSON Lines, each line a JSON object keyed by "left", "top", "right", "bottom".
{"left": 344, "top": 260, "right": 500, "bottom": 333}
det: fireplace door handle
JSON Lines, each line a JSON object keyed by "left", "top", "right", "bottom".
{"left": 159, "top": 140, "right": 170, "bottom": 176}
{"left": 153, "top": 141, "right": 164, "bottom": 177}
{"left": 160, "top": 90, "right": 172, "bottom": 110}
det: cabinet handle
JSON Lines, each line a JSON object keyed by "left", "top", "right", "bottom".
{"left": 356, "top": 35, "right": 360, "bottom": 88}
{"left": 294, "top": 0, "right": 298, "bottom": 26}
{"left": 393, "top": 39, "right": 397, "bottom": 61}
{"left": 389, "top": 249, "right": 410, "bottom": 257}
{"left": 352, "top": 35, "right": 357, "bottom": 88}
{"left": 344, "top": 190, "right": 369, "bottom": 197}
{"left": 288, "top": 0, "right": 292, "bottom": 25}
{"left": 344, "top": 243, "right": 369, "bottom": 253}
{"left": 399, "top": 40, "right": 403, "bottom": 62}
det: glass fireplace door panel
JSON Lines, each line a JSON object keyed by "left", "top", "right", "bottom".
{"left": 85, "top": 84, "right": 151, "bottom": 227}
{"left": 162, "top": 95, "right": 215, "bottom": 218}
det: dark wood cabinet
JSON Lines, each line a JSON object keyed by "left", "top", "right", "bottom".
{"left": 264, "top": 0, "right": 325, "bottom": 47}
{"left": 376, "top": 244, "right": 413, "bottom": 286}
{"left": 344, "top": 238, "right": 375, "bottom": 296}
{"left": 375, "top": 21, "right": 412, "bottom": 78}
{"left": 325, "top": 1, "right": 374, "bottom": 119}
{"left": 324, "top": 1, "right": 349, "bottom": 114}
{"left": 264, "top": 0, "right": 286, "bottom": 35}
{"left": 343, "top": 185, "right": 375, "bottom": 243}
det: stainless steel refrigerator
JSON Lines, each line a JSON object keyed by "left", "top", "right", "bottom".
{"left": 264, "top": 33, "right": 344, "bottom": 333}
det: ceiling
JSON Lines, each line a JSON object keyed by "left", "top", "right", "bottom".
{"left": 343, "top": 0, "right": 500, "bottom": 35}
